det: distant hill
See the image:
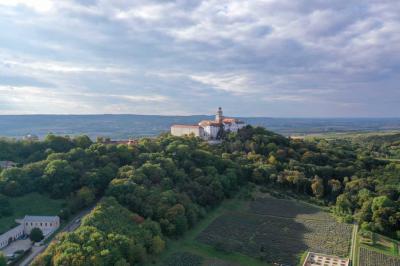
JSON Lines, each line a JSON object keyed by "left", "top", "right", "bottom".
{"left": 0, "top": 115, "right": 400, "bottom": 139}
{"left": 354, "top": 132, "right": 400, "bottom": 144}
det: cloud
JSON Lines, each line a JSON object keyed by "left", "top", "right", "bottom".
{"left": 2, "top": 58, "right": 133, "bottom": 74}
{"left": 0, "top": 0, "right": 54, "bottom": 13}
{"left": 189, "top": 73, "right": 261, "bottom": 95}
{"left": 0, "top": 0, "right": 399, "bottom": 116}
{"left": 0, "top": 85, "right": 169, "bottom": 114}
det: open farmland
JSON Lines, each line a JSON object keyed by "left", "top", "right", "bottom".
{"left": 161, "top": 252, "right": 243, "bottom": 266}
{"left": 197, "top": 195, "right": 353, "bottom": 265}
{"left": 359, "top": 247, "right": 400, "bottom": 266}
{"left": 161, "top": 252, "right": 204, "bottom": 266}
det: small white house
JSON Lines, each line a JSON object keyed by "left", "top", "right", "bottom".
{"left": 23, "top": 134, "right": 39, "bottom": 141}
{"left": 0, "top": 215, "right": 60, "bottom": 249}
{"left": 22, "top": 215, "right": 60, "bottom": 236}
{"left": 0, "top": 161, "right": 17, "bottom": 170}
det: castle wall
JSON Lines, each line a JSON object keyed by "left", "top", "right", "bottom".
{"left": 203, "top": 125, "right": 220, "bottom": 139}
{"left": 171, "top": 126, "right": 203, "bottom": 138}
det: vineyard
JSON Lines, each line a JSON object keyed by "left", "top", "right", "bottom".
{"left": 359, "top": 247, "right": 400, "bottom": 266}
{"left": 161, "top": 252, "right": 204, "bottom": 266}
{"left": 203, "top": 258, "right": 242, "bottom": 266}
{"left": 197, "top": 195, "right": 352, "bottom": 265}
{"left": 248, "top": 196, "right": 330, "bottom": 219}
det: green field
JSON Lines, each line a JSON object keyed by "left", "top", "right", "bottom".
{"left": 359, "top": 247, "right": 400, "bottom": 266}
{"left": 197, "top": 194, "right": 352, "bottom": 265}
{"left": 155, "top": 189, "right": 353, "bottom": 266}
{"left": 354, "top": 231, "right": 400, "bottom": 266}
{"left": 0, "top": 193, "right": 65, "bottom": 234}
{"left": 292, "top": 130, "right": 400, "bottom": 140}
{"left": 153, "top": 192, "right": 270, "bottom": 266}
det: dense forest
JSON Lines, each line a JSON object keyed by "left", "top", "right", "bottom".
{"left": 0, "top": 127, "right": 399, "bottom": 265}
{"left": 351, "top": 133, "right": 400, "bottom": 160}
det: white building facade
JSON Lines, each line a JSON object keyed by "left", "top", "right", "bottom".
{"left": 170, "top": 125, "right": 205, "bottom": 138}
{"left": 171, "top": 107, "right": 246, "bottom": 140}
{"left": 0, "top": 215, "right": 60, "bottom": 249}
{"left": 22, "top": 215, "right": 60, "bottom": 236}
{"left": 0, "top": 225, "right": 24, "bottom": 249}
{"left": 0, "top": 161, "right": 17, "bottom": 170}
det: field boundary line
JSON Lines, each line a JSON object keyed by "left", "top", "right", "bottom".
{"left": 240, "top": 210, "right": 335, "bottom": 222}
{"left": 350, "top": 224, "right": 358, "bottom": 266}
{"left": 360, "top": 243, "right": 400, "bottom": 258}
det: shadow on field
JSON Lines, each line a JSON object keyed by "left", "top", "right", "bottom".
{"left": 248, "top": 196, "right": 327, "bottom": 219}
{"left": 196, "top": 196, "right": 326, "bottom": 266}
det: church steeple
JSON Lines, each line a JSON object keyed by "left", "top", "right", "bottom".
{"left": 216, "top": 107, "right": 224, "bottom": 123}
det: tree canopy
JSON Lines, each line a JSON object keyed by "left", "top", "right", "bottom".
{"left": 30, "top": 227, "right": 44, "bottom": 243}
{"left": 0, "top": 128, "right": 396, "bottom": 265}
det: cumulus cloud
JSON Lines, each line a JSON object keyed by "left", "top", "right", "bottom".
{"left": 0, "top": 0, "right": 399, "bottom": 116}
{"left": 189, "top": 73, "right": 261, "bottom": 95}
{"left": 0, "top": 0, "right": 54, "bottom": 13}
{"left": 0, "top": 85, "right": 169, "bottom": 114}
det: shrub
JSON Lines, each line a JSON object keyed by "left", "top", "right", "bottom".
{"left": 0, "top": 252, "right": 6, "bottom": 266}
{"left": 30, "top": 228, "right": 44, "bottom": 242}
{"left": 0, "top": 194, "right": 13, "bottom": 218}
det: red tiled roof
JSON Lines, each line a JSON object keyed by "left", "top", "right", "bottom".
{"left": 199, "top": 120, "right": 221, "bottom": 127}
{"left": 223, "top": 118, "right": 244, "bottom": 124}
{"left": 223, "top": 118, "right": 234, "bottom": 124}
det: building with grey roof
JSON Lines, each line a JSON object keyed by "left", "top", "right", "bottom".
{"left": 0, "top": 215, "right": 60, "bottom": 250}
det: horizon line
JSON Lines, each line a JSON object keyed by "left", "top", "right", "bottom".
{"left": 0, "top": 114, "right": 400, "bottom": 119}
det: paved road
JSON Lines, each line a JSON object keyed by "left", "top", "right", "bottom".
{"left": 350, "top": 223, "right": 359, "bottom": 266}
{"left": 18, "top": 206, "right": 95, "bottom": 266}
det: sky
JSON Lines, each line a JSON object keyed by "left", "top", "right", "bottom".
{"left": 0, "top": 0, "right": 399, "bottom": 117}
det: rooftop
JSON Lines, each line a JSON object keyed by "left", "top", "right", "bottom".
{"left": 199, "top": 120, "right": 221, "bottom": 127}
{"left": 303, "top": 252, "right": 349, "bottom": 266}
{"left": 23, "top": 215, "right": 59, "bottom": 223}
{"left": 0, "top": 225, "right": 24, "bottom": 239}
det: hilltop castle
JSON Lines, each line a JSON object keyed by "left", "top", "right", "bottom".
{"left": 171, "top": 107, "right": 246, "bottom": 140}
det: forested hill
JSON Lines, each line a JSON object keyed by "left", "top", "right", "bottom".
{"left": 351, "top": 133, "right": 400, "bottom": 159}
{"left": 0, "top": 126, "right": 399, "bottom": 265}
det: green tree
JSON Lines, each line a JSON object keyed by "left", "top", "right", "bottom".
{"left": 151, "top": 236, "right": 165, "bottom": 255}
{"left": 0, "top": 168, "right": 28, "bottom": 196}
{"left": 42, "top": 160, "right": 75, "bottom": 197}
{"left": 76, "top": 186, "right": 95, "bottom": 208}
{"left": 311, "top": 176, "right": 325, "bottom": 199}
{"left": 44, "top": 134, "right": 73, "bottom": 153}
{"left": 371, "top": 196, "right": 394, "bottom": 212}
{"left": 335, "top": 193, "right": 353, "bottom": 215}
{"left": 115, "top": 259, "right": 130, "bottom": 266}
{"left": 0, "top": 252, "right": 6, "bottom": 266}
{"left": 73, "top": 135, "right": 93, "bottom": 149}
{"left": 0, "top": 194, "right": 12, "bottom": 218}
{"left": 30, "top": 228, "right": 44, "bottom": 242}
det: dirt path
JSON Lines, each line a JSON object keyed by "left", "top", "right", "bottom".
{"left": 350, "top": 224, "right": 359, "bottom": 266}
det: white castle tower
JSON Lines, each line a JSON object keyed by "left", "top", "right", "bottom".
{"left": 216, "top": 107, "right": 224, "bottom": 123}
